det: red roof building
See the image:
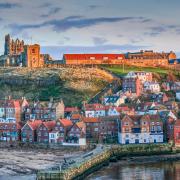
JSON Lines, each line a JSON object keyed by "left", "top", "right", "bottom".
{"left": 63, "top": 54, "right": 125, "bottom": 65}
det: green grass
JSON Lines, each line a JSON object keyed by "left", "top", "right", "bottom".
{"left": 102, "top": 65, "right": 170, "bottom": 76}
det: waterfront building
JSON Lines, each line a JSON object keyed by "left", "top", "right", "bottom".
{"left": 37, "top": 121, "right": 56, "bottom": 143}
{"left": 49, "top": 119, "right": 72, "bottom": 143}
{"left": 118, "top": 114, "right": 164, "bottom": 144}
{"left": 21, "top": 120, "right": 42, "bottom": 142}
{"left": 0, "top": 123, "right": 19, "bottom": 142}
{"left": 67, "top": 121, "right": 86, "bottom": 143}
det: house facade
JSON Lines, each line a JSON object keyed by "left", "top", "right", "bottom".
{"left": 118, "top": 115, "right": 163, "bottom": 144}
{"left": 0, "top": 123, "right": 19, "bottom": 142}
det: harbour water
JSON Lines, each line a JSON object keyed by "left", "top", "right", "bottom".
{"left": 87, "top": 161, "right": 180, "bottom": 180}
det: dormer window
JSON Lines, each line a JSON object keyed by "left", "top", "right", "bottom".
{"left": 103, "top": 57, "right": 108, "bottom": 60}
{"left": 90, "top": 57, "right": 95, "bottom": 60}
{"left": 118, "top": 57, "right": 123, "bottom": 60}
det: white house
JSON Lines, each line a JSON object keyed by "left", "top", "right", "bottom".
{"left": 176, "top": 92, "right": 180, "bottom": 101}
{"left": 49, "top": 131, "right": 59, "bottom": 143}
{"left": 106, "top": 107, "right": 120, "bottom": 116}
{"left": 84, "top": 104, "right": 106, "bottom": 117}
{"left": 104, "top": 95, "right": 126, "bottom": 107}
{"left": 144, "top": 82, "right": 160, "bottom": 93}
{"left": 126, "top": 71, "right": 152, "bottom": 83}
{"left": 118, "top": 115, "right": 164, "bottom": 144}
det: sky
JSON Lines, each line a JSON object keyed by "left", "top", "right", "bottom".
{"left": 0, "top": 0, "right": 180, "bottom": 59}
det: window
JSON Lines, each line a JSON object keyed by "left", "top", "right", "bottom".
{"left": 157, "top": 126, "right": 161, "bottom": 131}
{"left": 151, "top": 126, "right": 155, "bottom": 131}
{"left": 90, "top": 57, "right": 95, "bottom": 60}
{"left": 124, "top": 122, "right": 129, "bottom": 126}
{"left": 32, "top": 49, "right": 35, "bottom": 53}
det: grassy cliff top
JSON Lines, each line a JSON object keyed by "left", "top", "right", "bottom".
{"left": 0, "top": 67, "right": 114, "bottom": 107}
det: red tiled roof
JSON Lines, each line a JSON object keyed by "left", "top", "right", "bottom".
{"left": 65, "top": 107, "right": 79, "bottom": 112}
{"left": 85, "top": 104, "right": 105, "bottom": 111}
{"left": 59, "top": 119, "right": 73, "bottom": 127}
{"left": 43, "top": 121, "right": 56, "bottom": 131}
{"left": 71, "top": 113, "right": 81, "bottom": 120}
{"left": 76, "top": 121, "right": 85, "bottom": 129}
{"left": 82, "top": 117, "right": 100, "bottom": 123}
{"left": 28, "top": 120, "right": 42, "bottom": 130}
{"left": 64, "top": 54, "right": 125, "bottom": 60}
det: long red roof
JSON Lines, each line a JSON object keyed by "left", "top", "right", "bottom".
{"left": 64, "top": 54, "right": 125, "bottom": 60}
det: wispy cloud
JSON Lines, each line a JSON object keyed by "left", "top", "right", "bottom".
{"left": 0, "top": 3, "right": 20, "bottom": 9}
{"left": 41, "top": 7, "right": 61, "bottom": 18}
{"left": 8, "top": 16, "right": 145, "bottom": 33}
{"left": 88, "top": 5, "right": 101, "bottom": 9}
{"left": 93, "top": 37, "right": 108, "bottom": 45}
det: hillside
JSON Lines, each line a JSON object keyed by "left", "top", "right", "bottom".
{"left": 102, "top": 65, "right": 180, "bottom": 80}
{"left": 0, "top": 67, "right": 114, "bottom": 107}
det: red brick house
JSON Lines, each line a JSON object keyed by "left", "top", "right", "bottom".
{"left": 49, "top": 119, "right": 73, "bottom": 143}
{"left": 99, "top": 116, "right": 120, "bottom": 143}
{"left": 67, "top": 121, "right": 86, "bottom": 143}
{"left": 21, "top": 120, "right": 42, "bottom": 142}
{"left": 174, "top": 120, "right": 180, "bottom": 147}
{"left": 0, "top": 123, "right": 19, "bottom": 142}
{"left": 82, "top": 117, "right": 101, "bottom": 142}
{"left": 37, "top": 121, "right": 56, "bottom": 143}
{"left": 122, "top": 75, "right": 142, "bottom": 97}
{"left": 70, "top": 113, "right": 82, "bottom": 123}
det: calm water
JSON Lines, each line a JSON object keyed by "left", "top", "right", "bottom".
{"left": 87, "top": 161, "right": 180, "bottom": 180}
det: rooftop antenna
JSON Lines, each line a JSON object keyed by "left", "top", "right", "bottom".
{"left": 31, "top": 36, "right": 32, "bottom": 45}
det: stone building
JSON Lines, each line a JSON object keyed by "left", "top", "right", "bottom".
{"left": 22, "top": 44, "right": 44, "bottom": 68}
{"left": 4, "top": 34, "right": 24, "bottom": 56}
{"left": 125, "top": 50, "right": 176, "bottom": 67}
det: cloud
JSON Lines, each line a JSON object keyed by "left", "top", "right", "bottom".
{"left": 144, "top": 24, "right": 180, "bottom": 37}
{"left": 39, "top": 2, "right": 52, "bottom": 8}
{"left": 93, "top": 37, "right": 108, "bottom": 45}
{"left": 41, "top": 7, "right": 61, "bottom": 18}
{"left": 88, "top": 5, "right": 101, "bottom": 9}
{"left": 8, "top": 16, "right": 144, "bottom": 33}
{"left": 0, "top": 2, "right": 20, "bottom": 9}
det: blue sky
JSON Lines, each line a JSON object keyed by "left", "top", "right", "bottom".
{"left": 0, "top": 0, "right": 180, "bottom": 58}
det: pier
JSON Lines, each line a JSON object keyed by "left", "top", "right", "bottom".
{"left": 37, "top": 143, "right": 175, "bottom": 180}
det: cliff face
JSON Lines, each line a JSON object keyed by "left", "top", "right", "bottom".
{"left": 0, "top": 67, "right": 114, "bottom": 107}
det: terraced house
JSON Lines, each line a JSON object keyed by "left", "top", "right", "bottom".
{"left": 118, "top": 114, "right": 163, "bottom": 144}
{"left": 0, "top": 123, "right": 19, "bottom": 142}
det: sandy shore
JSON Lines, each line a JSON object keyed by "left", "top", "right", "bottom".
{"left": 0, "top": 147, "right": 84, "bottom": 179}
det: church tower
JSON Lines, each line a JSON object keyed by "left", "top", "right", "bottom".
{"left": 4, "top": 34, "right": 11, "bottom": 55}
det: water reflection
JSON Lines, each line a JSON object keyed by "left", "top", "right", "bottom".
{"left": 87, "top": 161, "right": 180, "bottom": 180}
